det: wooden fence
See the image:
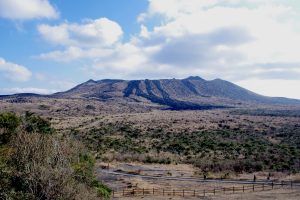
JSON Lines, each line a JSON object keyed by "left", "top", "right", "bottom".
{"left": 112, "top": 181, "right": 297, "bottom": 198}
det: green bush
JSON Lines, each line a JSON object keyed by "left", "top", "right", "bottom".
{"left": 73, "top": 153, "right": 95, "bottom": 184}
{"left": 23, "top": 111, "right": 53, "bottom": 134}
{"left": 0, "top": 112, "right": 20, "bottom": 144}
{"left": 73, "top": 153, "right": 111, "bottom": 199}
{"left": 92, "top": 179, "right": 112, "bottom": 199}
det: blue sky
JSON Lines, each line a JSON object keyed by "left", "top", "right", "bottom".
{"left": 0, "top": 0, "right": 300, "bottom": 99}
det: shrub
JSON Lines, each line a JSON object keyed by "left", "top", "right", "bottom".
{"left": 0, "top": 112, "right": 111, "bottom": 200}
{"left": 91, "top": 179, "right": 112, "bottom": 199}
{"left": 86, "top": 105, "right": 96, "bottom": 110}
{"left": 0, "top": 112, "right": 20, "bottom": 144}
{"left": 73, "top": 153, "right": 96, "bottom": 184}
{"left": 10, "top": 132, "right": 81, "bottom": 199}
{"left": 23, "top": 111, "right": 53, "bottom": 134}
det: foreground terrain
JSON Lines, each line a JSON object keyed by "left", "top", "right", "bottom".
{"left": 1, "top": 96, "right": 300, "bottom": 174}
{"left": 1, "top": 77, "right": 300, "bottom": 199}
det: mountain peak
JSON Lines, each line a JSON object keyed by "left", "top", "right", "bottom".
{"left": 185, "top": 76, "right": 205, "bottom": 81}
{"left": 86, "top": 79, "right": 96, "bottom": 83}
{"left": 82, "top": 79, "right": 98, "bottom": 85}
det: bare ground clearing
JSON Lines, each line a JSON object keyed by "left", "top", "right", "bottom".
{"left": 96, "top": 162, "right": 300, "bottom": 199}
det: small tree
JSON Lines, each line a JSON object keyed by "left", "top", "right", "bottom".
{"left": 0, "top": 113, "right": 20, "bottom": 144}
{"left": 23, "top": 111, "right": 53, "bottom": 134}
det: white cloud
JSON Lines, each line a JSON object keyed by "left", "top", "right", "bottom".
{"left": 139, "top": 0, "right": 220, "bottom": 21}
{"left": 140, "top": 1, "right": 299, "bottom": 63}
{"left": 0, "top": 58, "right": 32, "bottom": 82}
{"left": 36, "top": 0, "right": 300, "bottom": 98}
{"left": 0, "top": 87, "right": 56, "bottom": 95}
{"left": 38, "top": 18, "right": 123, "bottom": 48}
{"left": 38, "top": 46, "right": 114, "bottom": 62}
{"left": 0, "top": 0, "right": 58, "bottom": 20}
{"left": 133, "top": 0, "right": 300, "bottom": 80}
{"left": 37, "top": 18, "right": 123, "bottom": 62}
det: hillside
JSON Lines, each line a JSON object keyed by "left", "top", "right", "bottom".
{"left": 1, "top": 77, "right": 300, "bottom": 189}
{"left": 49, "top": 76, "right": 300, "bottom": 110}
{"left": 0, "top": 76, "right": 300, "bottom": 110}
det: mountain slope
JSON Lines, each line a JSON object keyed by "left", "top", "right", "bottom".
{"left": 49, "top": 76, "right": 300, "bottom": 110}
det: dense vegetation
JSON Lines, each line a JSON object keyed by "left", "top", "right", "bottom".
{"left": 231, "top": 109, "right": 300, "bottom": 118}
{"left": 0, "top": 112, "right": 111, "bottom": 200}
{"left": 72, "top": 120, "right": 300, "bottom": 174}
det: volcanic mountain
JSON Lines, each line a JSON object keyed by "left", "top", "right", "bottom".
{"left": 45, "top": 76, "right": 300, "bottom": 110}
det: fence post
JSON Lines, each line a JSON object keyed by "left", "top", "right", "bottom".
{"left": 281, "top": 181, "right": 284, "bottom": 188}
{"left": 143, "top": 188, "right": 145, "bottom": 196}
{"left": 272, "top": 182, "right": 274, "bottom": 189}
{"left": 233, "top": 186, "right": 235, "bottom": 194}
{"left": 194, "top": 190, "right": 196, "bottom": 196}
{"left": 263, "top": 184, "right": 265, "bottom": 191}
{"left": 183, "top": 189, "right": 184, "bottom": 197}
{"left": 223, "top": 188, "right": 225, "bottom": 194}
{"left": 243, "top": 185, "right": 244, "bottom": 192}
{"left": 112, "top": 190, "right": 114, "bottom": 198}
{"left": 163, "top": 189, "right": 164, "bottom": 196}
{"left": 214, "top": 188, "right": 216, "bottom": 195}
{"left": 204, "top": 189, "right": 205, "bottom": 197}
{"left": 173, "top": 189, "right": 175, "bottom": 196}
{"left": 123, "top": 189, "right": 124, "bottom": 196}
{"left": 291, "top": 181, "right": 293, "bottom": 189}
{"left": 253, "top": 184, "right": 254, "bottom": 192}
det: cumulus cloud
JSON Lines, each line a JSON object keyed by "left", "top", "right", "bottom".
{"left": 0, "top": 58, "right": 32, "bottom": 82}
{"left": 149, "top": 27, "right": 252, "bottom": 68}
{"left": 37, "top": 18, "right": 123, "bottom": 62}
{"left": 38, "top": 18, "right": 123, "bottom": 48}
{"left": 37, "top": 0, "right": 300, "bottom": 84}
{"left": 0, "top": 0, "right": 58, "bottom": 20}
{"left": 136, "top": 0, "right": 300, "bottom": 81}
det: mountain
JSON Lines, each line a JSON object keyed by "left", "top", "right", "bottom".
{"left": 48, "top": 76, "right": 300, "bottom": 110}
{"left": 1, "top": 76, "right": 299, "bottom": 110}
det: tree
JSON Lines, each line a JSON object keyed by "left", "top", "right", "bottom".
{"left": 0, "top": 113, "right": 20, "bottom": 144}
{"left": 23, "top": 111, "right": 53, "bottom": 134}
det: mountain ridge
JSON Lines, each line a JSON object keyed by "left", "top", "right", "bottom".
{"left": 1, "top": 76, "right": 300, "bottom": 110}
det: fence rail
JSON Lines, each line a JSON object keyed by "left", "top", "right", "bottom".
{"left": 112, "top": 181, "right": 298, "bottom": 198}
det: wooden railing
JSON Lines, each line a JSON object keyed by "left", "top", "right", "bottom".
{"left": 112, "top": 181, "right": 298, "bottom": 198}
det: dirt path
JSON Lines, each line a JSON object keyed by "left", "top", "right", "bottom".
{"left": 99, "top": 169, "right": 300, "bottom": 187}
